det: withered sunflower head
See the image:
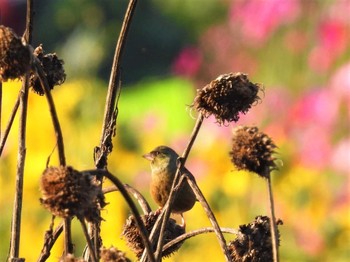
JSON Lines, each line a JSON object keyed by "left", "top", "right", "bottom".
{"left": 30, "top": 44, "right": 66, "bottom": 95}
{"left": 193, "top": 72, "right": 261, "bottom": 124}
{"left": 228, "top": 216, "right": 283, "bottom": 262}
{"left": 100, "top": 246, "right": 131, "bottom": 262}
{"left": 230, "top": 126, "right": 277, "bottom": 178}
{"left": 0, "top": 25, "right": 31, "bottom": 81}
{"left": 122, "top": 211, "right": 185, "bottom": 258}
{"left": 40, "top": 166, "right": 106, "bottom": 222}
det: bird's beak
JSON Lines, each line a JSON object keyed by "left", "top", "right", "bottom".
{"left": 143, "top": 152, "right": 154, "bottom": 161}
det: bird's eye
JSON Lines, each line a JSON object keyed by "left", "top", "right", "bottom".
{"left": 152, "top": 150, "right": 160, "bottom": 156}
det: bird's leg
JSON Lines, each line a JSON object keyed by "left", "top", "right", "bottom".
{"left": 180, "top": 213, "right": 186, "bottom": 229}
{"left": 154, "top": 207, "right": 163, "bottom": 216}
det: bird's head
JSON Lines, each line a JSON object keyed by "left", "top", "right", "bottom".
{"left": 143, "top": 146, "right": 179, "bottom": 173}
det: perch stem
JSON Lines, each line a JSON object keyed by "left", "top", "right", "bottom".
{"left": 153, "top": 114, "right": 204, "bottom": 262}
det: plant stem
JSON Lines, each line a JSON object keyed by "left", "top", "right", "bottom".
{"left": 265, "top": 171, "right": 279, "bottom": 262}
{"left": 96, "top": 0, "right": 138, "bottom": 169}
{"left": 185, "top": 175, "right": 231, "bottom": 261}
{"left": 152, "top": 114, "right": 204, "bottom": 262}
{"left": 37, "top": 219, "right": 64, "bottom": 262}
{"left": 163, "top": 227, "right": 237, "bottom": 254}
{"left": 0, "top": 91, "right": 21, "bottom": 156}
{"left": 9, "top": 74, "right": 29, "bottom": 261}
{"left": 35, "top": 61, "right": 66, "bottom": 166}
{"left": 8, "top": 0, "right": 34, "bottom": 257}
{"left": 83, "top": 169, "right": 156, "bottom": 262}
{"left": 103, "top": 184, "right": 152, "bottom": 214}
{"left": 79, "top": 217, "right": 97, "bottom": 262}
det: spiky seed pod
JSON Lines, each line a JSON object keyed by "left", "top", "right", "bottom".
{"left": 230, "top": 126, "right": 277, "bottom": 177}
{"left": 0, "top": 25, "right": 31, "bottom": 81}
{"left": 30, "top": 45, "right": 66, "bottom": 95}
{"left": 40, "top": 166, "right": 106, "bottom": 223}
{"left": 193, "top": 72, "right": 261, "bottom": 124}
{"left": 100, "top": 246, "right": 131, "bottom": 262}
{"left": 122, "top": 211, "right": 185, "bottom": 258}
{"left": 228, "top": 216, "right": 283, "bottom": 262}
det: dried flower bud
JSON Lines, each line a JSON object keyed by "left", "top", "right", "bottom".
{"left": 228, "top": 216, "right": 283, "bottom": 262}
{"left": 0, "top": 25, "right": 31, "bottom": 81}
{"left": 30, "top": 45, "right": 66, "bottom": 95}
{"left": 100, "top": 246, "right": 131, "bottom": 262}
{"left": 193, "top": 73, "right": 261, "bottom": 124}
{"left": 230, "top": 126, "right": 277, "bottom": 177}
{"left": 122, "top": 211, "right": 185, "bottom": 258}
{"left": 40, "top": 166, "right": 106, "bottom": 222}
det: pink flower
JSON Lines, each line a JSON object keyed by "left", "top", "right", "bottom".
{"left": 329, "top": 61, "right": 350, "bottom": 117}
{"left": 230, "top": 0, "right": 300, "bottom": 44}
{"left": 308, "top": 20, "right": 348, "bottom": 72}
{"left": 294, "top": 126, "right": 332, "bottom": 169}
{"left": 331, "top": 138, "right": 350, "bottom": 175}
{"left": 288, "top": 88, "right": 338, "bottom": 129}
{"left": 172, "top": 46, "right": 202, "bottom": 77}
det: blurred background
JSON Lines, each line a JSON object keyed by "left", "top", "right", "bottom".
{"left": 0, "top": 0, "right": 349, "bottom": 261}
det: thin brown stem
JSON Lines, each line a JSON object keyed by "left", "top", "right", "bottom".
{"left": 266, "top": 172, "right": 279, "bottom": 262}
{"left": 163, "top": 227, "right": 238, "bottom": 254}
{"left": 37, "top": 218, "right": 64, "bottom": 262}
{"left": 103, "top": 184, "right": 152, "bottom": 214}
{"left": 34, "top": 61, "right": 66, "bottom": 166}
{"left": 185, "top": 175, "right": 231, "bottom": 262}
{"left": 82, "top": 169, "right": 156, "bottom": 262}
{"left": 0, "top": 90, "right": 21, "bottom": 156}
{"left": 153, "top": 114, "right": 204, "bottom": 262}
{"left": 63, "top": 219, "right": 73, "bottom": 255}
{"left": 96, "top": 0, "right": 138, "bottom": 169}
{"left": 78, "top": 217, "right": 97, "bottom": 262}
{"left": 35, "top": 59, "right": 72, "bottom": 254}
{"left": 9, "top": 74, "right": 29, "bottom": 260}
{"left": 8, "top": 0, "right": 33, "bottom": 257}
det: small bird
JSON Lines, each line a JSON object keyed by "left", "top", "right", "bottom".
{"left": 143, "top": 146, "right": 196, "bottom": 223}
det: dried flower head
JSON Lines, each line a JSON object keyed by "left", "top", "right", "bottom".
{"left": 0, "top": 25, "right": 31, "bottom": 81}
{"left": 230, "top": 126, "right": 277, "bottom": 177}
{"left": 193, "top": 73, "right": 261, "bottom": 124}
{"left": 30, "top": 45, "right": 66, "bottom": 95}
{"left": 122, "top": 211, "right": 185, "bottom": 258}
{"left": 40, "top": 166, "right": 106, "bottom": 222}
{"left": 228, "top": 216, "right": 283, "bottom": 262}
{"left": 100, "top": 246, "right": 131, "bottom": 262}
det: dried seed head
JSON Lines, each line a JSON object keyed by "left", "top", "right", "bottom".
{"left": 30, "top": 45, "right": 66, "bottom": 95}
{"left": 228, "top": 216, "right": 283, "bottom": 262}
{"left": 230, "top": 126, "right": 277, "bottom": 177}
{"left": 0, "top": 25, "right": 31, "bottom": 81}
{"left": 193, "top": 73, "right": 261, "bottom": 124}
{"left": 122, "top": 211, "right": 185, "bottom": 258}
{"left": 100, "top": 246, "right": 131, "bottom": 262}
{"left": 40, "top": 166, "right": 106, "bottom": 222}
